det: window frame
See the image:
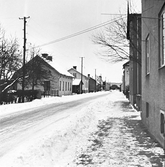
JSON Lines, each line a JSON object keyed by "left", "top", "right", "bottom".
{"left": 159, "top": 4, "right": 165, "bottom": 68}
{"left": 44, "top": 80, "right": 50, "bottom": 91}
{"left": 59, "top": 81, "right": 61, "bottom": 91}
{"left": 63, "top": 81, "right": 64, "bottom": 91}
{"left": 160, "top": 110, "right": 165, "bottom": 136}
{"left": 73, "top": 73, "right": 77, "bottom": 78}
{"left": 146, "top": 102, "right": 149, "bottom": 118}
{"left": 146, "top": 34, "right": 150, "bottom": 75}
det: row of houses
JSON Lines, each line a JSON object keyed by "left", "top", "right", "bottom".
{"left": 123, "top": 0, "right": 165, "bottom": 148}
{"left": 9, "top": 55, "right": 108, "bottom": 99}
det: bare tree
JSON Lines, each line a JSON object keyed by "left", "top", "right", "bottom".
{"left": 0, "top": 28, "right": 22, "bottom": 81}
{"left": 92, "top": 15, "right": 141, "bottom": 65}
{"left": 13, "top": 53, "right": 53, "bottom": 91}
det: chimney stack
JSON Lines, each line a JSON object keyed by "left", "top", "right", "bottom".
{"left": 73, "top": 66, "right": 77, "bottom": 70}
{"left": 42, "top": 53, "right": 48, "bottom": 59}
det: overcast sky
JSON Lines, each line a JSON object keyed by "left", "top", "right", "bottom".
{"left": 0, "top": 0, "right": 141, "bottom": 82}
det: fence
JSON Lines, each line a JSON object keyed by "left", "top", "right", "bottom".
{"left": 42, "top": 89, "right": 59, "bottom": 97}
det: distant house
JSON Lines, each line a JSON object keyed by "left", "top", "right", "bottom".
{"left": 88, "top": 74, "right": 96, "bottom": 92}
{"left": 141, "top": 0, "right": 165, "bottom": 148}
{"left": 127, "top": 12, "right": 141, "bottom": 110}
{"left": 96, "top": 75, "right": 103, "bottom": 91}
{"left": 102, "top": 81, "right": 111, "bottom": 91}
{"left": 13, "top": 55, "right": 73, "bottom": 97}
{"left": 122, "top": 61, "right": 129, "bottom": 97}
{"left": 68, "top": 66, "right": 89, "bottom": 93}
{"left": 72, "top": 79, "right": 83, "bottom": 94}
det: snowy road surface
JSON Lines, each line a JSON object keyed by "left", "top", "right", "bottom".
{"left": 0, "top": 91, "right": 164, "bottom": 167}
{"left": 0, "top": 92, "right": 107, "bottom": 157}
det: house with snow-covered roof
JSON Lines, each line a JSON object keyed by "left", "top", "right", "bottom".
{"left": 68, "top": 66, "right": 89, "bottom": 93}
{"left": 12, "top": 55, "right": 73, "bottom": 97}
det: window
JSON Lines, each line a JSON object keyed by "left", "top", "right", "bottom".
{"left": 159, "top": 6, "right": 165, "bottom": 67}
{"left": 60, "top": 81, "right": 61, "bottom": 91}
{"left": 44, "top": 81, "right": 50, "bottom": 91}
{"left": 146, "top": 102, "right": 149, "bottom": 118}
{"left": 146, "top": 35, "right": 150, "bottom": 74}
{"left": 73, "top": 73, "right": 77, "bottom": 78}
{"left": 63, "top": 81, "right": 64, "bottom": 91}
{"left": 160, "top": 110, "right": 165, "bottom": 134}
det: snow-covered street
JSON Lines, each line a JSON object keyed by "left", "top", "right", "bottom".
{"left": 0, "top": 91, "right": 164, "bottom": 167}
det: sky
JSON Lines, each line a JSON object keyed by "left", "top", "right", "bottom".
{"left": 0, "top": 0, "right": 141, "bottom": 83}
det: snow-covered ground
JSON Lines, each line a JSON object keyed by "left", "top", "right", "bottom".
{"left": 0, "top": 91, "right": 164, "bottom": 167}
{"left": 0, "top": 91, "right": 107, "bottom": 118}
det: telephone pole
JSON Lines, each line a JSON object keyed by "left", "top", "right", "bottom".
{"left": 19, "top": 16, "right": 30, "bottom": 102}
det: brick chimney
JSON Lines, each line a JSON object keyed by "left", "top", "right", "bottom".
{"left": 73, "top": 66, "right": 77, "bottom": 70}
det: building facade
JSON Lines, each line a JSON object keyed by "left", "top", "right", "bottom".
{"left": 68, "top": 66, "right": 89, "bottom": 93}
{"left": 127, "top": 13, "right": 142, "bottom": 110}
{"left": 88, "top": 74, "right": 96, "bottom": 92}
{"left": 13, "top": 55, "right": 73, "bottom": 97}
{"left": 122, "top": 61, "right": 129, "bottom": 97}
{"left": 141, "top": 0, "right": 165, "bottom": 148}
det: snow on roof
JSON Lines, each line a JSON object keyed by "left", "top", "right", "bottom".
{"left": 68, "top": 68, "right": 89, "bottom": 79}
{"left": 72, "top": 79, "right": 82, "bottom": 85}
{"left": 49, "top": 61, "right": 73, "bottom": 77}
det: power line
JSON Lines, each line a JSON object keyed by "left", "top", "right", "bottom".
{"left": 35, "top": 16, "right": 126, "bottom": 48}
{"left": 101, "top": 13, "right": 126, "bottom": 15}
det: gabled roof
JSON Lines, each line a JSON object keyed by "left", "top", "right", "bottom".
{"left": 35, "top": 56, "right": 73, "bottom": 78}
{"left": 14, "top": 55, "right": 73, "bottom": 78}
{"left": 49, "top": 62, "right": 73, "bottom": 78}
{"left": 68, "top": 67, "right": 88, "bottom": 79}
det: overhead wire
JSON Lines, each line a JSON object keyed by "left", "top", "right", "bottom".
{"left": 34, "top": 16, "right": 127, "bottom": 48}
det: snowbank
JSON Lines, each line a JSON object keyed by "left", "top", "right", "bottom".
{"left": 0, "top": 91, "right": 113, "bottom": 166}
{"left": 0, "top": 91, "right": 164, "bottom": 167}
{"left": 0, "top": 91, "right": 107, "bottom": 117}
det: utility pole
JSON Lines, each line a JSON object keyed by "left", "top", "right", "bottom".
{"left": 80, "top": 57, "right": 84, "bottom": 94}
{"left": 19, "top": 16, "right": 30, "bottom": 102}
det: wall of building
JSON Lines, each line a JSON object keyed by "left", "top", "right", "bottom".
{"left": 89, "top": 77, "right": 96, "bottom": 92}
{"left": 59, "top": 75, "right": 72, "bottom": 96}
{"left": 125, "top": 65, "right": 129, "bottom": 88}
{"left": 129, "top": 14, "right": 141, "bottom": 108}
{"left": 105, "top": 82, "right": 111, "bottom": 91}
{"left": 16, "top": 57, "right": 73, "bottom": 97}
{"left": 68, "top": 68, "right": 89, "bottom": 93}
{"left": 123, "top": 63, "right": 129, "bottom": 94}
{"left": 141, "top": 0, "right": 165, "bottom": 147}
{"left": 16, "top": 63, "right": 60, "bottom": 94}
